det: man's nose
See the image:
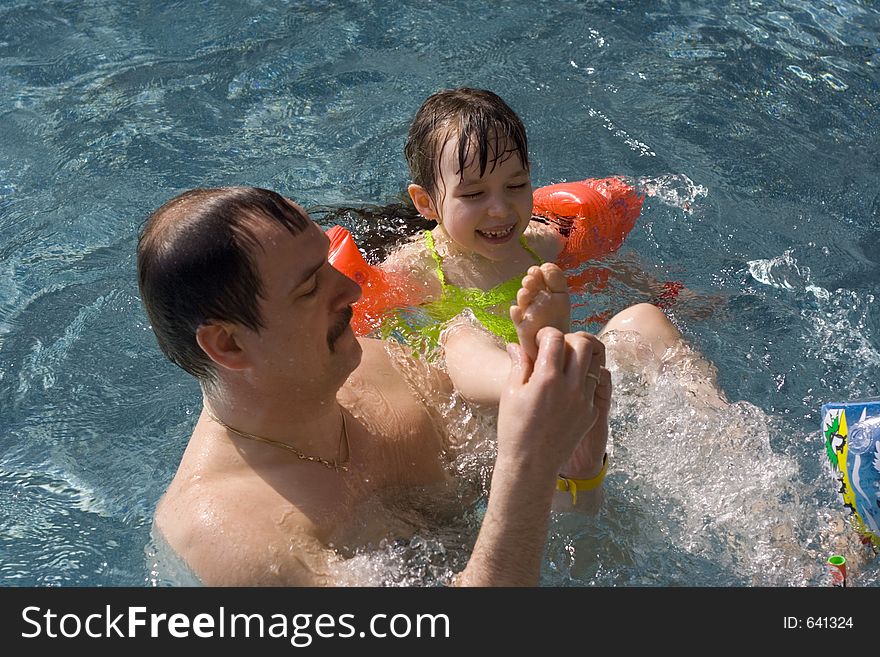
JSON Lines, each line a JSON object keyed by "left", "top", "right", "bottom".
{"left": 331, "top": 265, "right": 363, "bottom": 307}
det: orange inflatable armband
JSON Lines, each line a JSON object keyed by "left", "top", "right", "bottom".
{"left": 532, "top": 177, "right": 644, "bottom": 269}
{"left": 327, "top": 225, "right": 424, "bottom": 336}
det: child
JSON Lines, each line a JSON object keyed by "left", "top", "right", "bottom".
{"left": 379, "top": 87, "right": 685, "bottom": 406}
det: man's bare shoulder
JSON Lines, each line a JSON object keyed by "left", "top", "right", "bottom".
{"left": 351, "top": 338, "right": 451, "bottom": 405}
{"left": 153, "top": 456, "right": 333, "bottom": 586}
{"left": 346, "top": 338, "right": 451, "bottom": 479}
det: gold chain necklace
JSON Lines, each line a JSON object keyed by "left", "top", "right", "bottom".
{"left": 204, "top": 405, "right": 350, "bottom": 472}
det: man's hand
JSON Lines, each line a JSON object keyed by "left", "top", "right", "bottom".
{"left": 496, "top": 327, "right": 607, "bottom": 483}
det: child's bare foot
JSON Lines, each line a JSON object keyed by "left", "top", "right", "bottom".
{"left": 510, "top": 263, "right": 571, "bottom": 360}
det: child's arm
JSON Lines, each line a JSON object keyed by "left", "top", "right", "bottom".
{"left": 568, "top": 255, "right": 725, "bottom": 320}
{"left": 377, "top": 236, "right": 443, "bottom": 298}
{"left": 534, "top": 177, "right": 643, "bottom": 270}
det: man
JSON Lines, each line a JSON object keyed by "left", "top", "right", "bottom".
{"left": 137, "top": 186, "right": 609, "bottom": 586}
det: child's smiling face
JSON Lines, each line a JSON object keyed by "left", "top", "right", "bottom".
{"left": 429, "top": 133, "right": 533, "bottom": 261}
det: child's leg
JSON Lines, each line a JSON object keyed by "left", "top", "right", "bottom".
{"left": 441, "top": 319, "right": 512, "bottom": 407}
{"left": 601, "top": 303, "right": 727, "bottom": 409}
{"left": 598, "top": 303, "right": 682, "bottom": 357}
{"left": 443, "top": 263, "right": 572, "bottom": 407}
{"left": 510, "top": 263, "right": 571, "bottom": 361}
{"left": 510, "top": 265, "right": 611, "bottom": 512}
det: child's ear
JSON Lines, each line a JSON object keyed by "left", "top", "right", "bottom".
{"left": 408, "top": 184, "right": 440, "bottom": 222}
{"left": 196, "top": 321, "right": 249, "bottom": 371}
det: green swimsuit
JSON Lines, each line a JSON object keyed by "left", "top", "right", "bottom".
{"left": 383, "top": 231, "right": 543, "bottom": 351}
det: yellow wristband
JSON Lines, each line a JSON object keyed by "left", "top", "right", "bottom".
{"left": 556, "top": 453, "right": 608, "bottom": 506}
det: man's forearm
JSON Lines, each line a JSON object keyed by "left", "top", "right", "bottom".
{"left": 456, "top": 458, "right": 556, "bottom": 586}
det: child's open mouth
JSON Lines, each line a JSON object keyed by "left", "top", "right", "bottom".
{"left": 476, "top": 224, "right": 515, "bottom": 243}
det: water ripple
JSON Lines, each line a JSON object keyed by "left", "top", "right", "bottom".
{"left": 1, "top": 0, "right": 879, "bottom": 587}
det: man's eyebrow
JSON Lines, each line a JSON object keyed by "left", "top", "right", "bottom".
{"left": 289, "top": 236, "right": 329, "bottom": 294}
{"left": 291, "top": 259, "right": 323, "bottom": 292}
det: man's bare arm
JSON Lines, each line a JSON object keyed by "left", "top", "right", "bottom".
{"left": 456, "top": 329, "right": 607, "bottom": 585}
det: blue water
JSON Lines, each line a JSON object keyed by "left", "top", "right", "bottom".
{"left": 1, "top": 0, "right": 878, "bottom": 586}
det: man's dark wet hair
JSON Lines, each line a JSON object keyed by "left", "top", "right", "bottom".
{"left": 137, "top": 187, "right": 309, "bottom": 384}
{"left": 404, "top": 87, "right": 529, "bottom": 200}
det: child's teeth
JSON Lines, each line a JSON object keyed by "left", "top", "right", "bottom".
{"left": 481, "top": 226, "right": 512, "bottom": 238}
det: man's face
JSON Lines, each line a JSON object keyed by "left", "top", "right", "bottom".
{"left": 238, "top": 210, "right": 363, "bottom": 396}
{"left": 431, "top": 133, "right": 533, "bottom": 262}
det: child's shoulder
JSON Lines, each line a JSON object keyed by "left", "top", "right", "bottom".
{"left": 380, "top": 232, "right": 430, "bottom": 269}
{"left": 379, "top": 232, "right": 442, "bottom": 295}
{"left": 525, "top": 220, "right": 565, "bottom": 263}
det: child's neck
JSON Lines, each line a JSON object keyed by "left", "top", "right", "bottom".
{"left": 432, "top": 226, "right": 533, "bottom": 288}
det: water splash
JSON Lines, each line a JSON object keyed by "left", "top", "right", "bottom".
{"left": 637, "top": 174, "right": 709, "bottom": 214}
{"left": 543, "top": 330, "right": 861, "bottom": 586}
{"left": 747, "top": 250, "right": 880, "bottom": 393}
{"left": 748, "top": 250, "right": 810, "bottom": 290}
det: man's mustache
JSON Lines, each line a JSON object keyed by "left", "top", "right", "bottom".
{"left": 327, "top": 305, "right": 354, "bottom": 351}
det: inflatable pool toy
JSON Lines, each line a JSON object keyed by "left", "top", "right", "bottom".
{"left": 328, "top": 177, "right": 645, "bottom": 336}
{"left": 821, "top": 399, "right": 880, "bottom": 549}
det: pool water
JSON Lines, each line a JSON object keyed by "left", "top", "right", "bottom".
{"left": 1, "top": 0, "right": 878, "bottom": 586}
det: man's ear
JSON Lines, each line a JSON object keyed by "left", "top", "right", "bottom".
{"left": 408, "top": 184, "right": 440, "bottom": 222}
{"left": 196, "top": 322, "right": 249, "bottom": 371}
